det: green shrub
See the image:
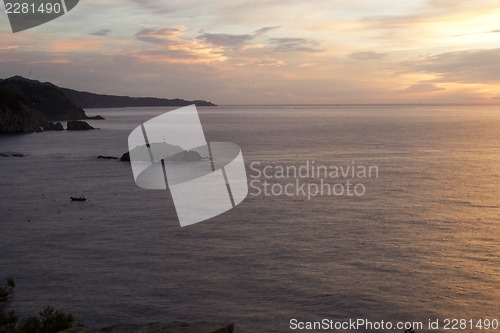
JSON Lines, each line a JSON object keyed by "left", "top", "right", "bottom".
{"left": 17, "top": 306, "right": 74, "bottom": 333}
{"left": 0, "top": 277, "right": 18, "bottom": 333}
{"left": 0, "top": 278, "right": 79, "bottom": 333}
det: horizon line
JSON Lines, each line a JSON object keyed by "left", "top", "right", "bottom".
{"left": 208, "top": 103, "right": 500, "bottom": 107}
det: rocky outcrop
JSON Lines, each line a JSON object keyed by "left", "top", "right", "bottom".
{"left": 0, "top": 84, "right": 45, "bottom": 133}
{"left": 67, "top": 120, "right": 94, "bottom": 131}
{"left": 0, "top": 104, "right": 45, "bottom": 133}
{"left": 120, "top": 152, "right": 131, "bottom": 162}
{"left": 0, "top": 75, "right": 215, "bottom": 134}
{"left": 0, "top": 153, "right": 25, "bottom": 157}
{"left": 0, "top": 76, "right": 87, "bottom": 133}
{"left": 59, "top": 87, "right": 216, "bottom": 108}
{"left": 43, "top": 121, "right": 64, "bottom": 131}
{"left": 58, "top": 322, "right": 234, "bottom": 333}
{"left": 1, "top": 76, "right": 87, "bottom": 120}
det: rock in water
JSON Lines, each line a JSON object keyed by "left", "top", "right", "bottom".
{"left": 59, "top": 321, "right": 235, "bottom": 333}
{"left": 87, "top": 115, "right": 105, "bottom": 120}
{"left": 67, "top": 120, "right": 94, "bottom": 131}
{"left": 43, "top": 121, "right": 64, "bottom": 131}
{"left": 120, "top": 152, "right": 130, "bottom": 162}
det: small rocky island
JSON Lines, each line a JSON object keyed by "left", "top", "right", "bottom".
{"left": 67, "top": 120, "right": 95, "bottom": 131}
{"left": 120, "top": 142, "right": 203, "bottom": 162}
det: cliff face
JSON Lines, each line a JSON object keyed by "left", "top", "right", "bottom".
{"left": 1, "top": 76, "right": 87, "bottom": 120}
{"left": 0, "top": 76, "right": 87, "bottom": 133}
{"left": 0, "top": 81, "right": 46, "bottom": 133}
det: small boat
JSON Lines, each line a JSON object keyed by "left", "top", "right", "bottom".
{"left": 70, "top": 196, "right": 86, "bottom": 202}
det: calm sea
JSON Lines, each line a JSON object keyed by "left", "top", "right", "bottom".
{"left": 0, "top": 105, "right": 498, "bottom": 332}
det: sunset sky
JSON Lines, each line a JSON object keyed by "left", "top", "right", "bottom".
{"left": 1, "top": 0, "right": 500, "bottom": 104}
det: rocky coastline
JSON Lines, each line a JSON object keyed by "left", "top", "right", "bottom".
{"left": 0, "top": 76, "right": 216, "bottom": 134}
{"left": 0, "top": 76, "right": 97, "bottom": 133}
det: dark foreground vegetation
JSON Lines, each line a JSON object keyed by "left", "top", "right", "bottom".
{"left": 0, "top": 278, "right": 78, "bottom": 333}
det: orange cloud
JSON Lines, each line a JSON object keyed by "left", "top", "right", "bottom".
{"left": 0, "top": 45, "right": 19, "bottom": 50}
{"left": 130, "top": 41, "right": 227, "bottom": 64}
{"left": 132, "top": 27, "right": 228, "bottom": 64}
{"left": 46, "top": 40, "right": 108, "bottom": 53}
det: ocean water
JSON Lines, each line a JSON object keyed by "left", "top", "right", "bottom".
{"left": 0, "top": 105, "right": 498, "bottom": 332}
